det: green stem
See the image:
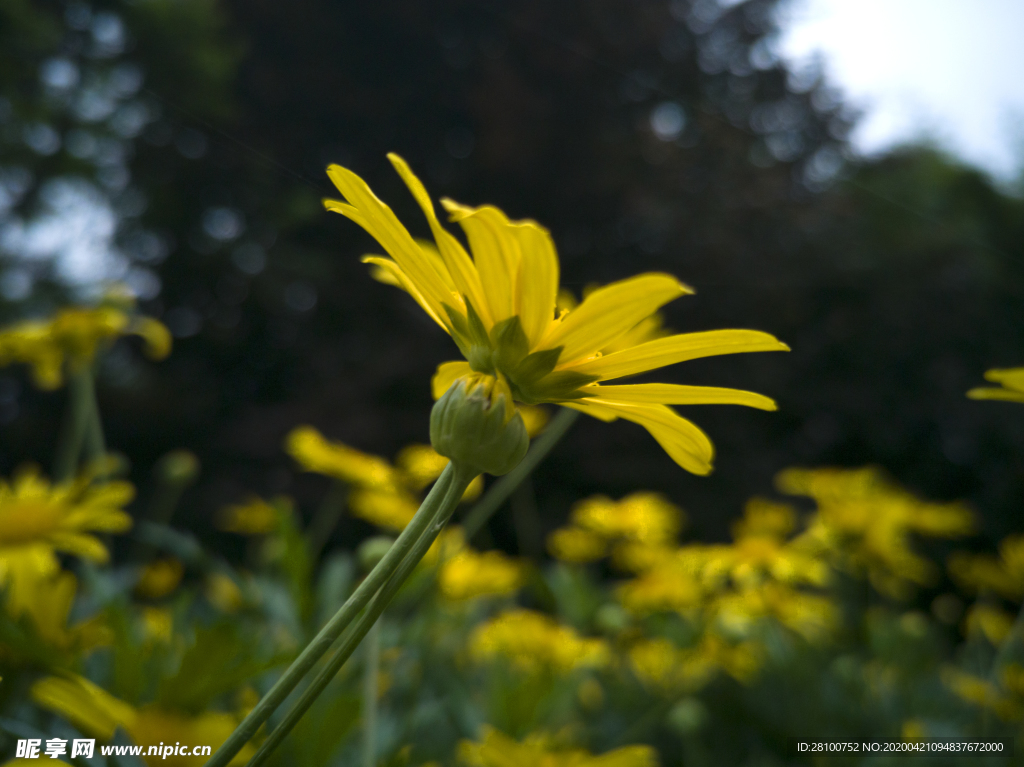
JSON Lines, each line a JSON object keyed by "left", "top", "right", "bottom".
{"left": 362, "top": 620, "right": 381, "bottom": 767}
{"left": 306, "top": 480, "right": 348, "bottom": 562}
{"left": 52, "top": 369, "right": 95, "bottom": 482}
{"left": 244, "top": 468, "right": 472, "bottom": 767}
{"left": 204, "top": 463, "right": 467, "bottom": 767}
{"left": 81, "top": 369, "right": 107, "bottom": 467}
{"left": 461, "top": 407, "right": 579, "bottom": 541}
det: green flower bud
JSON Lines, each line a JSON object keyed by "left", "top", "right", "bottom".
{"left": 430, "top": 374, "right": 529, "bottom": 477}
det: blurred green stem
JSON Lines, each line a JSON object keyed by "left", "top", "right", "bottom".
{"left": 362, "top": 620, "right": 380, "bottom": 767}
{"left": 510, "top": 477, "right": 541, "bottom": 557}
{"left": 244, "top": 466, "right": 471, "bottom": 767}
{"left": 306, "top": 480, "right": 348, "bottom": 562}
{"left": 53, "top": 367, "right": 101, "bottom": 482}
{"left": 462, "top": 407, "right": 579, "bottom": 541}
{"left": 204, "top": 462, "right": 473, "bottom": 767}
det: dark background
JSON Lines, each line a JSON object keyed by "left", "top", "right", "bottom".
{"left": 1, "top": 0, "right": 1022, "bottom": 559}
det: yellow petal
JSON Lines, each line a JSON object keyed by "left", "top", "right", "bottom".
{"left": 541, "top": 273, "right": 691, "bottom": 365}
{"left": 514, "top": 222, "right": 559, "bottom": 347}
{"left": 441, "top": 200, "right": 520, "bottom": 324}
{"left": 564, "top": 329, "right": 790, "bottom": 381}
{"left": 361, "top": 256, "right": 449, "bottom": 332}
{"left": 32, "top": 675, "right": 137, "bottom": 741}
{"left": 387, "top": 154, "right": 493, "bottom": 327}
{"left": 585, "top": 383, "right": 777, "bottom": 411}
{"left": 323, "top": 166, "right": 459, "bottom": 317}
{"left": 983, "top": 367, "right": 1024, "bottom": 391}
{"left": 569, "top": 399, "right": 714, "bottom": 475}
{"left": 431, "top": 360, "right": 473, "bottom": 399}
{"left": 967, "top": 387, "right": 1024, "bottom": 403}
{"left": 130, "top": 317, "right": 172, "bottom": 360}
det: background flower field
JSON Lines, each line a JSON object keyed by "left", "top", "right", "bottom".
{"left": 0, "top": 0, "right": 1022, "bottom": 765}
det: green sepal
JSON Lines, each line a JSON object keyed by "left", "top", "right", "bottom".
{"left": 489, "top": 315, "right": 530, "bottom": 373}
{"left": 515, "top": 370, "right": 600, "bottom": 404}
{"left": 511, "top": 347, "right": 562, "bottom": 385}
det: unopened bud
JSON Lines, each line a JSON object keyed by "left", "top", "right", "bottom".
{"left": 430, "top": 374, "right": 528, "bottom": 476}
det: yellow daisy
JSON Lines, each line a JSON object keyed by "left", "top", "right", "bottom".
{"left": 324, "top": 154, "right": 788, "bottom": 474}
{"left": 0, "top": 292, "right": 170, "bottom": 390}
{"left": 0, "top": 464, "right": 133, "bottom": 568}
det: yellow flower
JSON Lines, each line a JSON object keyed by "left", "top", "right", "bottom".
{"left": 395, "top": 443, "right": 484, "bottom": 499}
{"left": 967, "top": 367, "right": 1024, "bottom": 404}
{"left": 134, "top": 558, "right": 185, "bottom": 599}
{"left": 206, "top": 572, "right": 244, "bottom": 613}
{"left": 325, "top": 154, "right": 788, "bottom": 475}
{"left": 941, "top": 667, "right": 1022, "bottom": 721}
{"left": 31, "top": 675, "right": 255, "bottom": 765}
{"left": 547, "top": 526, "right": 609, "bottom": 564}
{"left": 217, "top": 496, "right": 280, "bottom": 536}
{"left": 286, "top": 427, "right": 483, "bottom": 532}
{"left": 628, "top": 635, "right": 759, "bottom": 692}
{"left": 963, "top": 604, "right": 1015, "bottom": 645}
{"left": 285, "top": 425, "right": 399, "bottom": 491}
{"left": 711, "top": 582, "right": 836, "bottom": 642}
{"left": 1, "top": 551, "right": 110, "bottom": 654}
{"left": 458, "top": 726, "right": 657, "bottom": 767}
{"left": 469, "top": 609, "right": 610, "bottom": 674}
{"left": 0, "top": 296, "right": 170, "bottom": 390}
{"left": 140, "top": 606, "right": 174, "bottom": 644}
{"left": 777, "top": 466, "right": 974, "bottom": 598}
{"left": 948, "top": 535, "right": 1024, "bottom": 600}
{"left": 0, "top": 464, "right": 133, "bottom": 569}
{"left": 570, "top": 492, "right": 684, "bottom": 546}
{"left": 438, "top": 545, "right": 524, "bottom": 601}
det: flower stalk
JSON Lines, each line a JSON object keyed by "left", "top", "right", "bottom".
{"left": 204, "top": 462, "right": 475, "bottom": 767}
{"left": 243, "top": 464, "right": 473, "bottom": 767}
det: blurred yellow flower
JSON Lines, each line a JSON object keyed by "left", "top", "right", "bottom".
{"left": 948, "top": 535, "right": 1024, "bottom": 600}
{"left": 349, "top": 488, "right": 421, "bottom": 532}
{"left": 286, "top": 426, "right": 399, "bottom": 491}
{"left": 628, "top": 635, "right": 759, "bottom": 692}
{"left": 967, "top": 367, "right": 1024, "bottom": 404}
{"left": 394, "top": 443, "right": 484, "bottom": 499}
{"left": 470, "top": 609, "right": 610, "bottom": 674}
{"left": 571, "top": 492, "right": 684, "bottom": 546}
{"left": 458, "top": 726, "right": 657, "bottom": 767}
{"left": 0, "top": 298, "right": 170, "bottom": 390}
{"left": 941, "top": 667, "right": 1022, "bottom": 721}
{"left": 963, "top": 604, "right": 1015, "bottom": 645}
{"left": 206, "top": 572, "right": 244, "bottom": 613}
{"left": 286, "top": 427, "right": 483, "bottom": 533}
{"left": 1, "top": 552, "right": 109, "bottom": 654}
{"left": 0, "top": 464, "right": 133, "bottom": 570}
{"left": 325, "top": 154, "right": 788, "bottom": 475}
{"left": 32, "top": 674, "right": 255, "bottom": 765}
{"left": 438, "top": 545, "right": 524, "bottom": 601}
{"left": 140, "top": 606, "right": 174, "bottom": 644}
{"left": 134, "top": 558, "right": 185, "bottom": 599}
{"left": 711, "top": 582, "right": 836, "bottom": 642}
{"left": 547, "top": 526, "right": 609, "bottom": 564}
{"left": 617, "top": 563, "right": 703, "bottom": 614}
{"left": 777, "top": 466, "right": 974, "bottom": 598}
{"left": 217, "top": 496, "right": 280, "bottom": 536}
